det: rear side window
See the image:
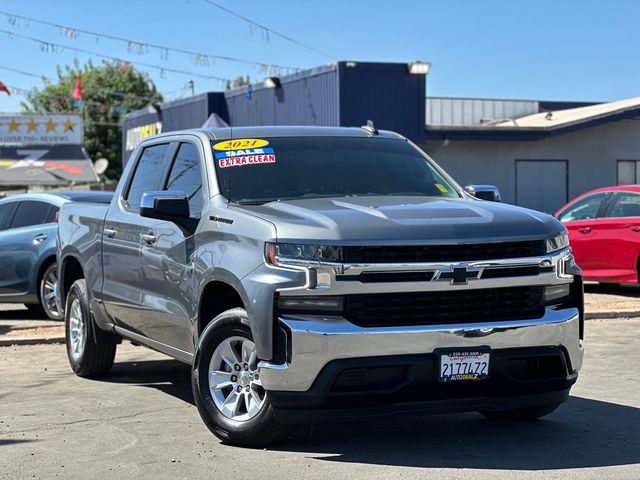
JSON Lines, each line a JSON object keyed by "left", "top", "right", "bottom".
{"left": 10, "top": 201, "right": 53, "bottom": 229}
{"left": 126, "top": 143, "right": 170, "bottom": 209}
{"left": 605, "top": 192, "right": 640, "bottom": 218}
{"left": 165, "top": 143, "right": 204, "bottom": 218}
{"left": 0, "top": 202, "right": 17, "bottom": 230}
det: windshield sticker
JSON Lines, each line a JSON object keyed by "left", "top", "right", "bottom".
{"left": 212, "top": 138, "right": 269, "bottom": 151}
{"left": 216, "top": 147, "right": 276, "bottom": 168}
{"left": 435, "top": 183, "right": 449, "bottom": 193}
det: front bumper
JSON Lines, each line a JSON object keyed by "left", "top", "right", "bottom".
{"left": 258, "top": 307, "right": 583, "bottom": 392}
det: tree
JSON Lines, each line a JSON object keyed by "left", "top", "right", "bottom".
{"left": 226, "top": 75, "right": 250, "bottom": 91}
{"left": 22, "top": 60, "right": 163, "bottom": 179}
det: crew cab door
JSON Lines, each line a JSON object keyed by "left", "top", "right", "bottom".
{"left": 139, "top": 141, "right": 206, "bottom": 353}
{"left": 102, "top": 142, "right": 173, "bottom": 335}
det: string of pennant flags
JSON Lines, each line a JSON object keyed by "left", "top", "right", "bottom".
{"left": 0, "top": 62, "right": 206, "bottom": 111}
{"left": 0, "top": 10, "right": 303, "bottom": 76}
{"left": 0, "top": 28, "right": 231, "bottom": 86}
{"left": 201, "top": 0, "right": 335, "bottom": 60}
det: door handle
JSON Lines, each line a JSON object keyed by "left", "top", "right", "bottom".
{"left": 631, "top": 226, "right": 640, "bottom": 232}
{"left": 141, "top": 233, "right": 157, "bottom": 245}
{"left": 32, "top": 233, "right": 48, "bottom": 245}
{"left": 104, "top": 228, "right": 117, "bottom": 238}
{"left": 579, "top": 227, "right": 592, "bottom": 234}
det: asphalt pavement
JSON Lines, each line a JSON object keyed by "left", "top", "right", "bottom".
{"left": 1, "top": 315, "right": 639, "bottom": 479}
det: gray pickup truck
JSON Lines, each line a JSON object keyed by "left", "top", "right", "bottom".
{"left": 57, "top": 126, "right": 584, "bottom": 446}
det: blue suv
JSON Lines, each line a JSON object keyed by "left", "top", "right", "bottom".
{"left": 0, "top": 191, "right": 113, "bottom": 320}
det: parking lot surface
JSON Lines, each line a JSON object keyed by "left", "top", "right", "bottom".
{"left": 1, "top": 315, "right": 639, "bottom": 480}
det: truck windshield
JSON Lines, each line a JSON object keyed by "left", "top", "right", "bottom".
{"left": 212, "top": 136, "right": 461, "bottom": 204}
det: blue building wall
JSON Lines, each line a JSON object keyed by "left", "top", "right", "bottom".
{"left": 338, "top": 62, "right": 426, "bottom": 142}
{"left": 225, "top": 64, "right": 339, "bottom": 127}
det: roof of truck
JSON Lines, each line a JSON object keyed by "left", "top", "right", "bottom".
{"left": 152, "top": 125, "right": 406, "bottom": 141}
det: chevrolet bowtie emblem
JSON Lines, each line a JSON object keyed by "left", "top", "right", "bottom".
{"left": 435, "top": 266, "right": 481, "bottom": 285}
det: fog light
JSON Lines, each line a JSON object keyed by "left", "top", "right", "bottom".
{"left": 544, "top": 284, "right": 571, "bottom": 302}
{"left": 277, "top": 296, "right": 343, "bottom": 313}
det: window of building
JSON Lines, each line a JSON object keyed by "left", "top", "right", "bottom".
{"left": 617, "top": 160, "right": 640, "bottom": 185}
{"left": 165, "top": 143, "right": 204, "bottom": 218}
{"left": 126, "top": 143, "right": 170, "bottom": 209}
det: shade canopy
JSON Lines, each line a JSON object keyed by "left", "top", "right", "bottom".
{"left": 0, "top": 145, "right": 99, "bottom": 186}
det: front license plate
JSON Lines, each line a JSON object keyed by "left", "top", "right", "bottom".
{"left": 439, "top": 350, "right": 490, "bottom": 382}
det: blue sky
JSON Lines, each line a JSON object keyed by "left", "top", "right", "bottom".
{"left": 0, "top": 0, "right": 638, "bottom": 112}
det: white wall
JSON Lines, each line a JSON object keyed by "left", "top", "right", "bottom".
{"left": 422, "top": 119, "right": 640, "bottom": 211}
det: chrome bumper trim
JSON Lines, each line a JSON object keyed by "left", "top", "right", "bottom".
{"left": 258, "top": 308, "right": 584, "bottom": 392}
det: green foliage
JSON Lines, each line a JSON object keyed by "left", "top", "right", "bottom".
{"left": 225, "top": 75, "right": 250, "bottom": 91}
{"left": 22, "top": 60, "right": 163, "bottom": 179}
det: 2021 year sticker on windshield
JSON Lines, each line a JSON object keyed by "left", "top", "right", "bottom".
{"left": 212, "top": 138, "right": 276, "bottom": 168}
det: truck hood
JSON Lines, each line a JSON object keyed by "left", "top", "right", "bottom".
{"left": 234, "top": 196, "right": 564, "bottom": 244}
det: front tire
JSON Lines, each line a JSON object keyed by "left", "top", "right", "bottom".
{"left": 192, "top": 308, "right": 288, "bottom": 447}
{"left": 65, "top": 279, "right": 116, "bottom": 378}
{"left": 479, "top": 403, "right": 561, "bottom": 421}
{"left": 38, "top": 262, "right": 63, "bottom": 321}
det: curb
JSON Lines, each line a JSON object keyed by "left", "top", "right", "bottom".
{"left": 586, "top": 311, "right": 640, "bottom": 320}
{"left": 0, "top": 336, "right": 65, "bottom": 347}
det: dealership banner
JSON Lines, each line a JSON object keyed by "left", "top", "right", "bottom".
{"left": 0, "top": 145, "right": 99, "bottom": 186}
{"left": 0, "top": 114, "right": 83, "bottom": 145}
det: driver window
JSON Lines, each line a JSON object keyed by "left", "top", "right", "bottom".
{"left": 558, "top": 193, "right": 607, "bottom": 222}
{"left": 165, "top": 143, "right": 205, "bottom": 218}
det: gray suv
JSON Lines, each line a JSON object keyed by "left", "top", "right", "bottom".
{"left": 57, "top": 127, "right": 584, "bottom": 446}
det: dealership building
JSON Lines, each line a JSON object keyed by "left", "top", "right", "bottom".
{"left": 124, "top": 61, "right": 640, "bottom": 213}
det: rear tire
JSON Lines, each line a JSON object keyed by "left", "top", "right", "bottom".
{"left": 480, "top": 403, "right": 561, "bottom": 421}
{"left": 192, "top": 308, "right": 288, "bottom": 447}
{"left": 65, "top": 279, "right": 116, "bottom": 378}
{"left": 39, "top": 262, "right": 63, "bottom": 321}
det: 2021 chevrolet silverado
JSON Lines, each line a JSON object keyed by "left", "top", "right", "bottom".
{"left": 57, "top": 126, "right": 584, "bottom": 446}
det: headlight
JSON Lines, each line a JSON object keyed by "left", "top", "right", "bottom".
{"left": 265, "top": 242, "right": 342, "bottom": 265}
{"left": 545, "top": 232, "right": 570, "bottom": 253}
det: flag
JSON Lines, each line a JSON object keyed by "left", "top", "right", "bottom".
{"left": 0, "top": 81, "right": 10, "bottom": 96}
{"left": 73, "top": 73, "right": 82, "bottom": 100}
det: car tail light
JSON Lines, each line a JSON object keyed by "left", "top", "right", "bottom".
{"left": 55, "top": 211, "right": 60, "bottom": 223}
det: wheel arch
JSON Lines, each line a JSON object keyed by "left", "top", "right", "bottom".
{"left": 60, "top": 254, "right": 85, "bottom": 307}
{"left": 197, "top": 279, "right": 248, "bottom": 337}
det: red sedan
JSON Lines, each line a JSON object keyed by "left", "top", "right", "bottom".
{"left": 555, "top": 185, "right": 640, "bottom": 284}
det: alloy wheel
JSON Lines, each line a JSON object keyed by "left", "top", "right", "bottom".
{"left": 68, "top": 298, "right": 86, "bottom": 361}
{"left": 208, "top": 336, "right": 266, "bottom": 421}
{"left": 41, "top": 265, "right": 62, "bottom": 320}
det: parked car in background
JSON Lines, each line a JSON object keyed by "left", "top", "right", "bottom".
{"left": 555, "top": 185, "right": 640, "bottom": 284}
{"left": 0, "top": 191, "right": 113, "bottom": 319}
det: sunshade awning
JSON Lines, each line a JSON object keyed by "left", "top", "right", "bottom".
{"left": 0, "top": 145, "right": 99, "bottom": 186}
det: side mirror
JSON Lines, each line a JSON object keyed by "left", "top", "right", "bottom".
{"left": 464, "top": 184, "right": 502, "bottom": 202}
{"left": 139, "top": 190, "right": 190, "bottom": 221}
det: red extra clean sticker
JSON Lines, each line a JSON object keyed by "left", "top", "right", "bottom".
{"left": 217, "top": 152, "right": 276, "bottom": 168}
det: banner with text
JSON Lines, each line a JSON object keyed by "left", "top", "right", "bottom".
{"left": 0, "top": 115, "right": 83, "bottom": 145}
